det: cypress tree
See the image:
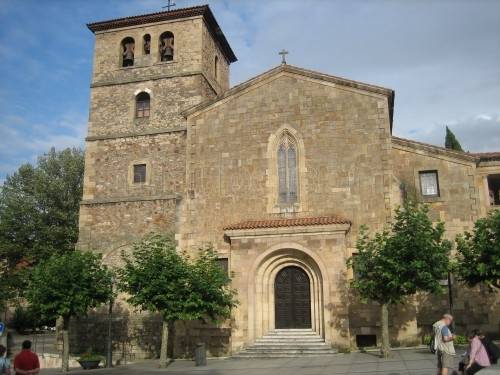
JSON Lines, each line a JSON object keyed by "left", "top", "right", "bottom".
{"left": 445, "top": 126, "right": 464, "bottom": 151}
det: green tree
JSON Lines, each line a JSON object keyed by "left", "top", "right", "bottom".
{"left": 347, "top": 202, "right": 451, "bottom": 357}
{"left": 455, "top": 209, "right": 500, "bottom": 290}
{"left": 0, "top": 147, "right": 84, "bottom": 306}
{"left": 119, "top": 233, "right": 236, "bottom": 367}
{"left": 26, "top": 250, "right": 113, "bottom": 372}
{"left": 444, "top": 126, "right": 464, "bottom": 151}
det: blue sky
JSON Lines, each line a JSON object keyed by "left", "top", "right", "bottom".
{"left": 1, "top": 0, "right": 499, "bottom": 184}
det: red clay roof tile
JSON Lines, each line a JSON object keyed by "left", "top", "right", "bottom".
{"left": 224, "top": 216, "right": 351, "bottom": 230}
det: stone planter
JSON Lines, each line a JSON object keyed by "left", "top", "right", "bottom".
{"left": 78, "top": 359, "right": 101, "bottom": 370}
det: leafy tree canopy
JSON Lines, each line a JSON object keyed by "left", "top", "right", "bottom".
{"left": 190, "top": 246, "right": 237, "bottom": 322}
{"left": 445, "top": 126, "right": 464, "bottom": 152}
{"left": 455, "top": 209, "right": 500, "bottom": 289}
{"left": 25, "top": 250, "right": 113, "bottom": 322}
{"left": 0, "top": 147, "right": 83, "bottom": 305}
{"left": 349, "top": 201, "right": 452, "bottom": 305}
{"left": 119, "top": 233, "right": 236, "bottom": 323}
{"left": 0, "top": 147, "right": 84, "bottom": 266}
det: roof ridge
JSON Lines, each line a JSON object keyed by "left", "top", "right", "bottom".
{"left": 87, "top": 4, "right": 209, "bottom": 29}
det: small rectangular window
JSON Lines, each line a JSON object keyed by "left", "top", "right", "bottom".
{"left": 133, "top": 164, "right": 146, "bottom": 183}
{"left": 419, "top": 170, "right": 440, "bottom": 197}
{"left": 216, "top": 258, "right": 229, "bottom": 275}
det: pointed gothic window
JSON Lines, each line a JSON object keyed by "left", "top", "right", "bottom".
{"left": 277, "top": 132, "right": 298, "bottom": 204}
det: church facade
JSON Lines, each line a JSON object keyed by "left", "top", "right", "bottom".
{"left": 77, "top": 5, "right": 500, "bottom": 359}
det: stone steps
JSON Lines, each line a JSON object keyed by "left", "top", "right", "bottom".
{"left": 234, "top": 329, "right": 337, "bottom": 358}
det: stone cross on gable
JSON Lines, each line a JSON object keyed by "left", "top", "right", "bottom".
{"left": 162, "top": 0, "right": 176, "bottom": 11}
{"left": 279, "top": 49, "right": 289, "bottom": 65}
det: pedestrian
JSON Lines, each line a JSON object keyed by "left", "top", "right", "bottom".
{"left": 0, "top": 345, "right": 11, "bottom": 375}
{"left": 13, "top": 340, "right": 39, "bottom": 375}
{"left": 458, "top": 330, "right": 491, "bottom": 375}
{"left": 433, "top": 314, "right": 456, "bottom": 375}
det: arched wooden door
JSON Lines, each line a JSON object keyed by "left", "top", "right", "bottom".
{"left": 274, "top": 266, "right": 311, "bottom": 329}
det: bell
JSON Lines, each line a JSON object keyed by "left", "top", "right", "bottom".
{"left": 163, "top": 47, "right": 173, "bottom": 60}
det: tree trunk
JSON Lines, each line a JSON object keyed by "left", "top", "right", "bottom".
{"left": 159, "top": 319, "right": 171, "bottom": 368}
{"left": 61, "top": 316, "right": 70, "bottom": 372}
{"left": 380, "top": 303, "right": 390, "bottom": 358}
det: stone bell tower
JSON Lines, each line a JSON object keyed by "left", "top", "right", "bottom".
{"left": 77, "top": 5, "right": 237, "bottom": 261}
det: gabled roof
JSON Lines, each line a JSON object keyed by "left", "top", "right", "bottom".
{"left": 224, "top": 215, "right": 351, "bottom": 231}
{"left": 183, "top": 64, "right": 395, "bottom": 129}
{"left": 87, "top": 5, "right": 237, "bottom": 63}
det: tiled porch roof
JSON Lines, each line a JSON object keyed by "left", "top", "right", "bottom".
{"left": 223, "top": 216, "right": 351, "bottom": 231}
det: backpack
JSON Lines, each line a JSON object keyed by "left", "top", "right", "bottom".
{"left": 481, "top": 337, "right": 500, "bottom": 364}
{"left": 429, "top": 335, "right": 437, "bottom": 354}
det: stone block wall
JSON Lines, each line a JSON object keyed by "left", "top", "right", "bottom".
{"left": 88, "top": 76, "right": 214, "bottom": 137}
{"left": 92, "top": 17, "right": 204, "bottom": 83}
{"left": 181, "top": 69, "right": 393, "bottom": 254}
{"left": 69, "top": 305, "right": 231, "bottom": 360}
{"left": 90, "top": 16, "right": 227, "bottom": 95}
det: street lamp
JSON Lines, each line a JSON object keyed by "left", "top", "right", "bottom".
{"left": 106, "top": 276, "right": 116, "bottom": 368}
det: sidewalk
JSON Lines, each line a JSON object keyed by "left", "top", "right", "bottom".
{"left": 39, "top": 348, "right": 483, "bottom": 375}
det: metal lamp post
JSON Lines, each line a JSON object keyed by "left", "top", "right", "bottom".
{"left": 106, "top": 276, "right": 116, "bottom": 368}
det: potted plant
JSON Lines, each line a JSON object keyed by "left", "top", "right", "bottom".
{"left": 78, "top": 352, "right": 103, "bottom": 370}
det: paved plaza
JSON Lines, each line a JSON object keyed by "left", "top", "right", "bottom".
{"left": 39, "top": 348, "right": 500, "bottom": 375}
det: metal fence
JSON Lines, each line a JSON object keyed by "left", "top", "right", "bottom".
{"left": 9, "top": 331, "right": 58, "bottom": 356}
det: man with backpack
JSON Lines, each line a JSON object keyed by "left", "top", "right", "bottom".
{"left": 433, "top": 314, "right": 457, "bottom": 375}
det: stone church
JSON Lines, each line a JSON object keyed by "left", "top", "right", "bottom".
{"left": 77, "top": 5, "right": 500, "bottom": 359}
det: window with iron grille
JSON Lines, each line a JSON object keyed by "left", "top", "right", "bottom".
{"left": 419, "top": 170, "right": 440, "bottom": 197}
{"left": 278, "top": 132, "right": 298, "bottom": 204}
{"left": 136, "top": 92, "right": 150, "bottom": 118}
{"left": 133, "top": 164, "right": 146, "bottom": 184}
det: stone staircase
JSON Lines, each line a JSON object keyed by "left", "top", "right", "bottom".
{"left": 234, "top": 329, "right": 338, "bottom": 358}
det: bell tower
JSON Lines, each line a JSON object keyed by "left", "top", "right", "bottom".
{"left": 78, "top": 5, "right": 236, "bottom": 254}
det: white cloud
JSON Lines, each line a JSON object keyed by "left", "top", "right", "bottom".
{"left": 475, "top": 114, "right": 492, "bottom": 121}
{"left": 0, "top": 111, "right": 86, "bottom": 184}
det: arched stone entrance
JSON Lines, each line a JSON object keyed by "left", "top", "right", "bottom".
{"left": 275, "top": 266, "right": 311, "bottom": 329}
{"left": 247, "top": 244, "right": 331, "bottom": 344}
